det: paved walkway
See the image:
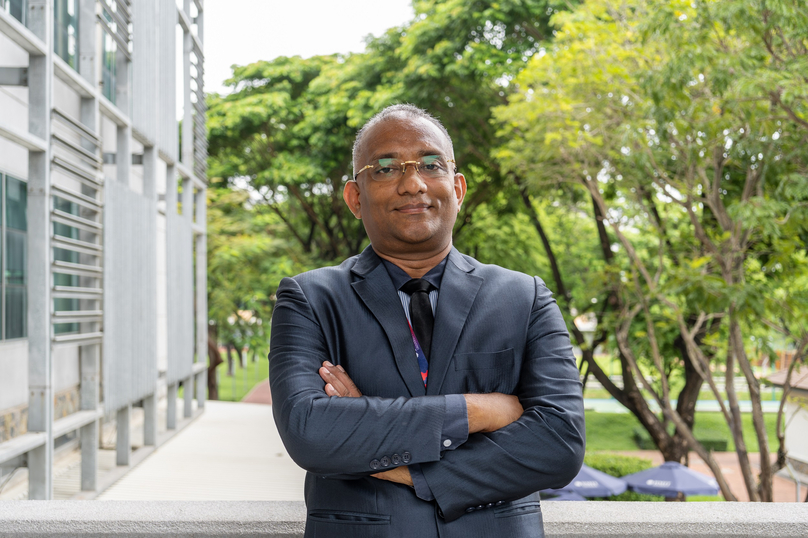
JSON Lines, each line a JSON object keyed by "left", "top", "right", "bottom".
{"left": 98, "top": 401, "right": 305, "bottom": 501}
{"left": 242, "top": 380, "right": 271, "bottom": 405}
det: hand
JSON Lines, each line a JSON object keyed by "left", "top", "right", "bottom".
{"left": 319, "top": 361, "right": 362, "bottom": 397}
{"left": 465, "top": 393, "right": 524, "bottom": 433}
{"left": 372, "top": 466, "right": 413, "bottom": 487}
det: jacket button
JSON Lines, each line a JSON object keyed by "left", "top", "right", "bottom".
{"left": 370, "top": 459, "right": 381, "bottom": 470}
{"left": 380, "top": 456, "right": 391, "bottom": 467}
{"left": 495, "top": 500, "right": 505, "bottom": 506}
{"left": 466, "top": 507, "right": 475, "bottom": 513}
{"left": 476, "top": 505, "right": 484, "bottom": 510}
{"left": 391, "top": 454, "right": 401, "bottom": 465}
{"left": 402, "top": 452, "right": 412, "bottom": 463}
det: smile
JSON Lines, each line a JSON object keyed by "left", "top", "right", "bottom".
{"left": 395, "top": 203, "right": 431, "bottom": 214}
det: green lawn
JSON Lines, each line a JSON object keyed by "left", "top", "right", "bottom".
{"left": 582, "top": 386, "right": 783, "bottom": 402}
{"left": 214, "top": 352, "right": 270, "bottom": 402}
{"left": 585, "top": 410, "right": 778, "bottom": 452}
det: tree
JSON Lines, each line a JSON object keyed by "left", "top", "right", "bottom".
{"left": 495, "top": 0, "right": 808, "bottom": 501}
{"left": 205, "top": 179, "right": 313, "bottom": 397}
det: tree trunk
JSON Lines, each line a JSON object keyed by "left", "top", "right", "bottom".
{"left": 207, "top": 325, "right": 223, "bottom": 401}
{"left": 226, "top": 344, "right": 236, "bottom": 377}
{"left": 237, "top": 345, "right": 246, "bottom": 369}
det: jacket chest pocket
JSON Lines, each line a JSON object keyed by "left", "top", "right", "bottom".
{"left": 453, "top": 348, "right": 516, "bottom": 394}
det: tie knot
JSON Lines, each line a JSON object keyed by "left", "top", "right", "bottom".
{"left": 401, "top": 278, "right": 434, "bottom": 295}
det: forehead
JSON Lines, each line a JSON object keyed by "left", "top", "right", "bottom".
{"left": 357, "top": 115, "right": 451, "bottom": 162}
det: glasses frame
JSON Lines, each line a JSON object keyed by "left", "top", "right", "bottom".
{"left": 353, "top": 156, "right": 457, "bottom": 182}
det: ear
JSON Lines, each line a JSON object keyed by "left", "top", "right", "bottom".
{"left": 454, "top": 173, "right": 467, "bottom": 210}
{"left": 343, "top": 180, "right": 362, "bottom": 218}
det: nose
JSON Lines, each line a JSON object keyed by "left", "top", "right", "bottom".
{"left": 398, "top": 162, "right": 427, "bottom": 195}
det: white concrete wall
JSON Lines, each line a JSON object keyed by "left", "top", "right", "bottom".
{"left": 0, "top": 501, "right": 806, "bottom": 537}
{"left": 0, "top": 340, "right": 28, "bottom": 410}
{"left": 785, "top": 398, "right": 808, "bottom": 465}
{"left": 156, "top": 159, "right": 168, "bottom": 375}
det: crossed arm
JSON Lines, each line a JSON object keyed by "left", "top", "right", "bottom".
{"left": 318, "top": 361, "right": 524, "bottom": 486}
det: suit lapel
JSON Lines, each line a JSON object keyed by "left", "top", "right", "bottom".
{"left": 426, "top": 248, "right": 483, "bottom": 395}
{"left": 351, "top": 247, "right": 426, "bottom": 397}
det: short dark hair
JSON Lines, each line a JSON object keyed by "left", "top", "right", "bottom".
{"left": 352, "top": 104, "right": 454, "bottom": 177}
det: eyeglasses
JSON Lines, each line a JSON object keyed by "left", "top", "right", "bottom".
{"left": 353, "top": 155, "right": 456, "bottom": 182}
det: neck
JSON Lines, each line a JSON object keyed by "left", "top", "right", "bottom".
{"left": 374, "top": 243, "right": 452, "bottom": 279}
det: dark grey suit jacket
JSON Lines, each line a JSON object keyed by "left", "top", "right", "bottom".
{"left": 269, "top": 247, "right": 585, "bottom": 538}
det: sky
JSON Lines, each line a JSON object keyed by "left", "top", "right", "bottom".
{"left": 204, "top": 0, "right": 415, "bottom": 95}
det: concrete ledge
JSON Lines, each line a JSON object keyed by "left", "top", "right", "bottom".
{"left": 0, "top": 501, "right": 806, "bottom": 537}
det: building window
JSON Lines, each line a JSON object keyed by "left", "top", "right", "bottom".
{"left": 53, "top": 198, "right": 80, "bottom": 335}
{"left": 1, "top": 173, "right": 27, "bottom": 340}
{"left": 1, "top": 0, "right": 26, "bottom": 25}
{"left": 101, "top": 28, "right": 117, "bottom": 104}
{"left": 54, "top": 0, "right": 78, "bottom": 69}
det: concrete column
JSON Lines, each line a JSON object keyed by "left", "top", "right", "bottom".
{"left": 78, "top": 0, "right": 96, "bottom": 84}
{"left": 195, "top": 186, "right": 207, "bottom": 409}
{"left": 116, "top": 31, "right": 131, "bottom": 186}
{"left": 79, "top": 345, "right": 100, "bottom": 491}
{"left": 142, "top": 145, "right": 160, "bottom": 441}
{"left": 196, "top": 369, "right": 207, "bottom": 410}
{"left": 143, "top": 393, "right": 158, "bottom": 446}
{"left": 184, "top": 375, "right": 193, "bottom": 418}
{"left": 116, "top": 405, "right": 131, "bottom": 466}
{"left": 181, "top": 6, "right": 193, "bottom": 167}
{"left": 195, "top": 3, "right": 204, "bottom": 44}
{"left": 26, "top": 0, "right": 54, "bottom": 501}
{"left": 167, "top": 383, "right": 178, "bottom": 430}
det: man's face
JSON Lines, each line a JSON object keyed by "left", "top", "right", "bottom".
{"left": 344, "top": 115, "right": 466, "bottom": 259}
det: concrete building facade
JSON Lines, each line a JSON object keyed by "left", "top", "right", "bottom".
{"left": 0, "top": 0, "right": 208, "bottom": 499}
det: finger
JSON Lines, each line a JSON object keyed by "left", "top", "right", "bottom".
{"left": 322, "top": 362, "right": 362, "bottom": 397}
{"left": 320, "top": 367, "right": 349, "bottom": 396}
{"left": 324, "top": 383, "right": 340, "bottom": 397}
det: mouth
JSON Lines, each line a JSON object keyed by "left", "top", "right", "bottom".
{"left": 395, "top": 203, "right": 431, "bottom": 214}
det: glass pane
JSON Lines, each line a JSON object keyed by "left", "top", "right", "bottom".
{"left": 54, "top": 0, "right": 79, "bottom": 69}
{"left": 53, "top": 197, "right": 79, "bottom": 240}
{"left": 2, "top": 0, "right": 26, "bottom": 25}
{"left": 5, "top": 286, "right": 26, "bottom": 339}
{"left": 5, "top": 230, "right": 26, "bottom": 285}
{"left": 10, "top": 0, "right": 25, "bottom": 24}
{"left": 102, "top": 31, "right": 117, "bottom": 104}
{"left": 5, "top": 176, "right": 26, "bottom": 231}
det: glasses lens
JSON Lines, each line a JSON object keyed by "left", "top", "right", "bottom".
{"left": 371, "top": 158, "right": 402, "bottom": 181}
{"left": 419, "top": 155, "right": 448, "bottom": 178}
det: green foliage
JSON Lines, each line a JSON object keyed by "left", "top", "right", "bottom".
{"left": 584, "top": 453, "right": 654, "bottom": 477}
{"left": 584, "top": 453, "right": 662, "bottom": 501}
{"left": 206, "top": 0, "right": 808, "bottom": 499}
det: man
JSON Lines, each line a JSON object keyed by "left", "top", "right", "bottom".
{"left": 269, "top": 104, "right": 584, "bottom": 537}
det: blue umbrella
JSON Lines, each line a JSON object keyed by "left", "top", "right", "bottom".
{"left": 541, "top": 490, "right": 587, "bottom": 501}
{"left": 622, "top": 461, "right": 719, "bottom": 497}
{"left": 562, "top": 464, "right": 628, "bottom": 497}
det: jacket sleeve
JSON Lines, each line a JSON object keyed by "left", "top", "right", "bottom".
{"left": 269, "top": 276, "right": 448, "bottom": 476}
{"left": 418, "top": 277, "right": 586, "bottom": 521}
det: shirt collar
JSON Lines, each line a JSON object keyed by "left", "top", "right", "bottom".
{"left": 381, "top": 254, "right": 448, "bottom": 291}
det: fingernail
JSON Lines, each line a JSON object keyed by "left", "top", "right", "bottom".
{"left": 324, "top": 361, "right": 333, "bottom": 367}
{"left": 336, "top": 365, "right": 345, "bottom": 373}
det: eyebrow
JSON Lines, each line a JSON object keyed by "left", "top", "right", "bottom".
{"left": 370, "top": 149, "right": 442, "bottom": 161}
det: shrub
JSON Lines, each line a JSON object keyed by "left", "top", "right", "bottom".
{"left": 584, "top": 453, "right": 661, "bottom": 502}
{"left": 584, "top": 453, "right": 653, "bottom": 477}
